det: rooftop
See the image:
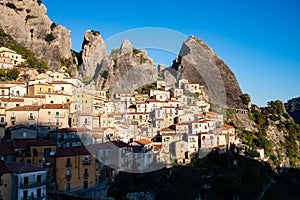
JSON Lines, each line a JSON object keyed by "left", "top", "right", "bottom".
{"left": 6, "top": 162, "right": 46, "bottom": 174}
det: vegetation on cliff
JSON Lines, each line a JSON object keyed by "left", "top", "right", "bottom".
{"left": 0, "top": 27, "right": 48, "bottom": 70}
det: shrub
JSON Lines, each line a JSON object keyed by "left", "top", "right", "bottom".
{"left": 45, "top": 33, "right": 55, "bottom": 43}
{"left": 6, "top": 68, "right": 20, "bottom": 80}
{"left": 100, "top": 70, "right": 109, "bottom": 79}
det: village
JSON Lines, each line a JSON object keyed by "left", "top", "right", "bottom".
{"left": 0, "top": 46, "right": 256, "bottom": 200}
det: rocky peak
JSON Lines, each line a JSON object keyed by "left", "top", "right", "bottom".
{"left": 172, "top": 36, "right": 245, "bottom": 109}
{"left": 119, "top": 40, "right": 133, "bottom": 57}
{"left": 81, "top": 30, "right": 107, "bottom": 77}
{"left": 91, "top": 39, "right": 157, "bottom": 95}
{"left": 0, "top": 0, "right": 72, "bottom": 70}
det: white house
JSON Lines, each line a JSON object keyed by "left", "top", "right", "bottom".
{"left": 6, "top": 162, "right": 47, "bottom": 200}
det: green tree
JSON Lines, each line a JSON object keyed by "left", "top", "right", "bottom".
{"left": 6, "top": 68, "right": 20, "bottom": 80}
{"left": 37, "top": 59, "right": 48, "bottom": 70}
{"left": 241, "top": 93, "right": 251, "bottom": 106}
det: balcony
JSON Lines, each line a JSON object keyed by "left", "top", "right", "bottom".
{"left": 39, "top": 122, "right": 62, "bottom": 127}
{"left": 55, "top": 114, "right": 65, "bottom": 118}
{"left": 10, "top": 116, "right": 16, "bottom": 121}
{"left": 65, "top": 174, "right": 71, "bottom": 182}
{"left": 19, "top": 180, "right": 47, "bottom": 189}
{"left": 21, "top": 193, "right": 46, "bottom": 200}
{"left": 28, "top": 116, "right": 35, "bottom": 120}
{"left": 83, "top": 173, "right": 89, "bottom": 179}
{"left": 83, "top": 160, "right": 91, "bottom": 165}
{"left": 65, "top": 162, "right": 72, "bottom": 167}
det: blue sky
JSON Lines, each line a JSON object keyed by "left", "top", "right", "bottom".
{"left": 43, "top": 0, "right": 300, "bottom": 106}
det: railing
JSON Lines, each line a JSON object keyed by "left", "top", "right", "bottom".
{"left": 83, "top": 160, "right": 91, "bottom": 165}
{"left": 19, "top": 180, "right": 48, "bottom": 189}
{"left": 65, "top": 162, "right": 72, "bottom": 167}
{"left": 83, "top": 173, "right": 89, "bottom": 179}
{"left": 39, "top": 122, "right": 62, "bottom": 127}
{"left": 55, "top": 114, "right": 65, "bottom": 118}
{"left": 28, "top": 116, "right": 35, "bottom": 120}
{"left": 21, "top": 193, "right": 46, "bottom": 200}
{"left": 65, "top": 175, "right": 71, "bottom": 182}
{"left": 10, "top": 116, "right": 16, "bottom": 121}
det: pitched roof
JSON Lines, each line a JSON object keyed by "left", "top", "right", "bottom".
{"left": 6, "top": 162, "right": 46, "bottom": 174}
{"left": 51, "top": 127, "right": 91, "bottom": 133}
{"left": 0, "top": 98, "right": 24, "bottom": 102}
{"left": 111, "top": 141, "right": 128, "bottom": 148}
{"left": 0, "top": 160, "right": 10, "bottom": 174}
{"left": 0, "top": 142, "right": 15, "bottom": 155}
{"left": 135, "top": 139, "right": 152, "bottom": 145}
{"left": 55, "top": 146, "right": 91, "bottom": 157}
{"left": 12, "top": 139, "right": 55, "bottom": 149}
{"left": 6, "top": 105, "right": 40, "bottom": 111}
{"left": 28, "top": 139, "right": 55, "bottom": 147}
{"left": 40, "top": 104, "right": 69, "bottom": 109}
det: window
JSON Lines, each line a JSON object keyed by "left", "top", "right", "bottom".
{"left": 16, "top": 104, "right": 19, "bottom": 107}
{"left": 24, "top": 177, "right": 29, "bottom": 187}
{"left": 37, "top": 188, "right": 42, "bottom": 198}
{"left": 83, "top": 155, "right": 90, "bottom": 165}
{"left": 47, "top": 88, "right": 51, "bottom": 93}
{"left": 66, "top": 183, "right": 70, "bottom": 191}
{"left": 44, "top": 148, "right": 51, "bottom": 156}
{"left": 0, "top": 117, "right": 4, "bottom": 123}
{"left": 66, "top": 169, "right": 71, "bottom": 181}
{"left": 55, "top": 111, "right": 59, "bottom": 116}
{"left": 61, "top": 87, "right": 64, "bottom": 91}
{"left": 48, "top": 111, "right": 51, "bottom": 115}
{"left": 66, "top": 158, "right": 71, "bottom": 167}
{"left": 22, "top": 132, "right": 27, "bottom": 138}
{"left": 29, "top": 113, "right": 34, "bottom": 119}
{"left": 84, "top": 169, "right": 88, "bottom": 177}
{"left": 37, "top": 175, "right": 41, "bottom": 184}
{"left": 23, "top": 190, "right": 28, "bottom": 200}
{"left": 39, "top": 87, "right": 42, "bottom": 93}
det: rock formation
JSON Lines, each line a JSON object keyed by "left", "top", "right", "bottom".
{"left": 0, "top": 0, "right": 72, "bottom": 70}
{"left": 92, "top": 40, "right": 158, "bottom": 96}
{"left": 285, "top": 97, "right": 300, "bottom": 125}
{"left": 172, "top": 36, "right": 245, "bottom": 109}
{"left": 80, "top": 30, "right": 107, "bottom": 77}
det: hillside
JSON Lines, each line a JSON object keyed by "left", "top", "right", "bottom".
{"left": 107, "top": 152, "right": 300, "bottom": 200}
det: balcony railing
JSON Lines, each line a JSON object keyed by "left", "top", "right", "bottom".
{"left": 83, "top": 160, "right": 91, "bottom": 165}
{"left": 19, "top": 180, "right": 48, "bottom": 189}
{"left": 65, "top": 175, "right": 71, "bottom": 182}
{"left": 39, "top": 122, "right": 62, "bottom": 127}
{"left": 28, "top": 116, "right": 35, "bottom": 120}
{"left": 21, "top": 193, "right": 46, "bottom": 200}
{"left": 65, "top": 162, "right": 72, "bottom": 167}
{"left": 10, "top": 116, "right": 16, "bottom": 121}
{"left": 55, "top": 114, "right": 65, "bottom": 118}
{"left": 83, "top": 173, "right": 89, "bottom": 179}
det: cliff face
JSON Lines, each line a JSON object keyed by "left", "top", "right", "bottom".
{"left": 285, "top": 97, "right": 300, "bottom": 125}
{"left": 80, "top": 30, "right": 107, "bottom": 77}
{"left": 172, "top": 36, "right": 244, "bottom": 109}
{"left": 0, "top": 0, "right": 72, "bottom": 70}
{"left": 91, "top": 40, "right": 158, "bottom": 96}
